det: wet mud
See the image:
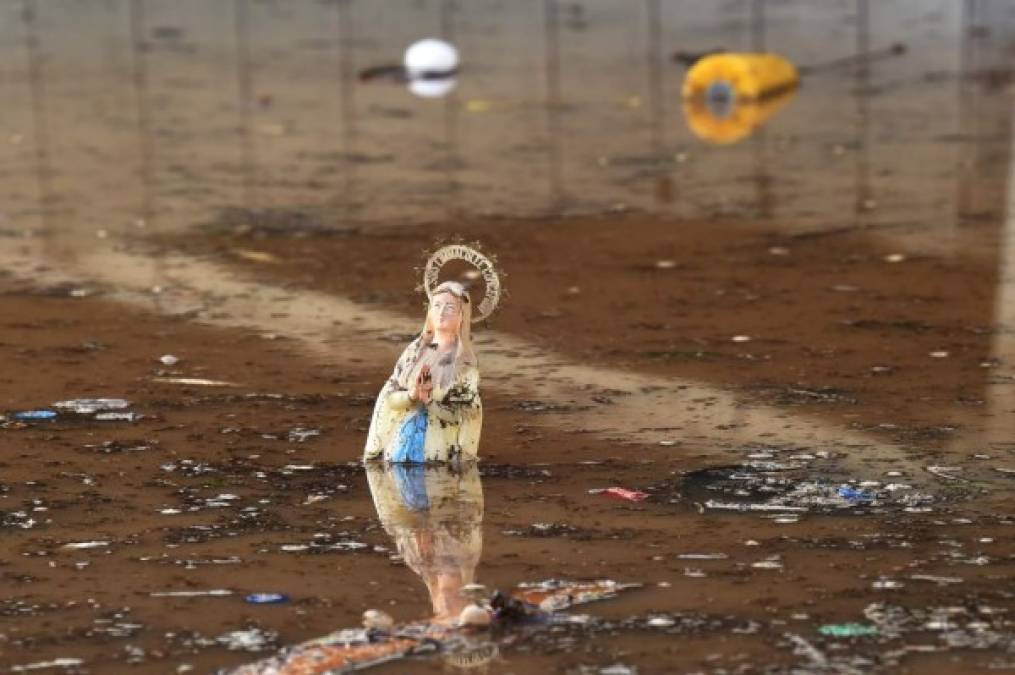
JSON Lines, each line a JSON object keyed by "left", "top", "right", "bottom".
{"left": 2, "top": 1, "right": 1015, "bottom": 673}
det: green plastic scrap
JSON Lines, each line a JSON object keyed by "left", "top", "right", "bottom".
{"left": 818, "top": 623, "right": 878, "bottom": 638}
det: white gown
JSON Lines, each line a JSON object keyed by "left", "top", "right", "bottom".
{"left": 363, "top": 336, "right": 482, "bottom": 463}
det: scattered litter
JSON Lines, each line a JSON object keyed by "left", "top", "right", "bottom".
{"left": 62, "top": 541, "right": 109, "bottom": 549}
{"left": 818, "top": 623, "right": 878, "bottom": 638}
{"left": 837, "top": 486, "right": 873, "bottom": 502}
{"left": 677, "top": 553, "right": 728, "bottom": 560}
{"left": 752, "top": 559, "right": 783, "bottom": 570}
{"left": 926, "top": 465, "right": 965, "bottom": 481}
{"left": 54, "top": 398, "right": 130, "bottom": 414}
{"left": 233, "top": 249, "right": 279, "bottom": 264}
{"left": 152, "top": 377, "right": 238, "bottom": 387}
{"left": 871, "top": 579, "right": 904, "bottom": 590}
{"left": 654, "top": 260, "right": 677, "bottom": 269}
{"left": 13, "top": 410, "right": 57, "bottom": 421}
{"left": 884, "top": 253, "right": 906, "bottom": 263}
{"left": 731, "top": 335, "right": 752, "bottom": 343}
{"left": 160, "top": 354, "right": 180, "bottom": 366}
{"left": 150, "top": 589, "right": 232, "bottom": 597}
{"left": 677, "top": 462, "right": 935, "bottom": 517}
{"left": 929, "top": 351, "right": 949, "bottom": 358}
{"left": 218, "top": 628, "right": 277, "bottom": 652}
{"left": 600, "top": 487, "right": 649, "bottom": 502}
{"left": 599, "top": 666, "right": 637, "bottom": 675}
{"left": 245, "top": 593, "right": 289, "bottom": 604}
{"left": 706, "top": 500, "right": 807, "bottom": 513}
{"left": 910, "top": 574, "right": 963, "bottom": 585}
{"left": 95, "top": 411, "right": 141, "bottom": 422}
{"left": 11, "top": 658, "right": 85, "bottom": 672}
{"left": 288, "top": 428, "right": 321, "bottom": 443}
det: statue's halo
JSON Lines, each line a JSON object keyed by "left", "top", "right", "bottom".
{"left": 423, "top": 245, "right": 501, "bottom": 324}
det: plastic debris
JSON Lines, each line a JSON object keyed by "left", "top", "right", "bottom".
{"left": 62, "top": 541, "right": 109, "bottom": 549}
{"left": 599, "top": 666, "right": 637, "bottom": 675}
{"left": 11, "top": 658, "right": 85, "bottom": 672}
{"left": 837, "top": 486, "right": 873, "bottom": 502}
{"left": 54, "top": 398, "right": 130, "bottom": 414}
{"left": 288, "top": 428, "right": 321, "bottom": 443}
{"left": 95, "top": 411, "right": 141, "bottom": 422}
{"left": 245, "top": 593, "right": 289, "bottom": 604}
{"left": 926, "top": 465, "right": 965, "bottom": 481}
{"left": 600, "top": 487, "right": 649, "bottom": 502}
{"left": 159, "top": 354, "right": 179, "bottom": 366}
{"left": 152, "top": 377, "right": 238, "bottom": 387}
{"left": 871, "top": 579, "right": 904, "bottom": 590}
{"left": 150, "top": 589, "right": 232, "bottom": 597}
{"left": 910, "top": 574, "right": 963, "bottom": 585}
{"left": 218, "top": 628, "right": 277, "bottom": 652}
{"left": 13, "top": 410, "right": 57, "bottom": 421}
{"left": 818, "top": 623, "right": 878, "bottom": 638}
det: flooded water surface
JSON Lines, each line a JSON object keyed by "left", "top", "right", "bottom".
{"left": 1, "top": 1, "right": 1014, "bottom": 673}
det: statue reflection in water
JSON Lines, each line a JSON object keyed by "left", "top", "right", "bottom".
{"left": 366, "top": 461, "right": 485, "bottom": 626}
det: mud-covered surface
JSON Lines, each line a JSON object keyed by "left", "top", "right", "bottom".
{"left": 2, "top": 1, "right": 1015, "bottom": 673}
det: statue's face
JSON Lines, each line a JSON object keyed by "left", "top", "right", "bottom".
{"left": 430, "top": 291, "right": 463, "bottom": 335}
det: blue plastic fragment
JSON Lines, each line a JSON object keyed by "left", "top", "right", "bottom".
{"left": 245, "top": 593, "right": 290, "bottom": 604}
{"left": 837, "top": 486, "right": 873, "bottom": 502}
{"left": 13, "top": 410, "right": 58, "bottom": 421}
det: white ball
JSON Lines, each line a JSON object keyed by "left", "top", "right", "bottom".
{"left": 403, "top": 38, "right": 459, "bottom": 78}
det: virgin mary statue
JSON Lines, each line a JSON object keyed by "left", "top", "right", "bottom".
{"left": 364, "top": 246, "right": 500, "bottom": 463}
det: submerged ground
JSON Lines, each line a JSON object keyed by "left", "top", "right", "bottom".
{"left": 1, "top": 1, "right": 1013, "bottom": 673}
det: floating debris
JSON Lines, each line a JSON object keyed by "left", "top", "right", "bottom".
{"left": 62, "top": 541, "right": 109, "bottom": 549}
{"left": 599, "top": 487, "right": 649, "bottom": 502}
{"left": 818, "top": 623, "right": 878, "bottom": 638}
{"left": 11, "top": 658, "right": 85, "bottom": 672}
{"left": 94, "top": 411, "right": 141, "bottom": 422}
{"left": 910, "top": 574, "right": 963, "bottom": 585}
{"left": 150, "top": 589, "right": 232, "bottom": 597}
{"left": 218, "top": 628, "right": 278, "bottom": 652}
{"left": 13, "top": 410, "right": 57, "bottom": 421}
{"left": 152, "top": 377, "right": 238, "bottom": 387}
{"left": 246, "top": 593, "right": 290, "bottom": 605}
{"left": 288, "top": 428, "right": 321, "bottom": 443}
{"left": 871, "top": 579, "right": 904, "bottom": 590}
{"left": 53, "top": 398, "right": 130, "bottom": 414}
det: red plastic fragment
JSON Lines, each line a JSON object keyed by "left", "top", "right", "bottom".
{"left": 601, "top": 487, "right": 649, "bottom": 502}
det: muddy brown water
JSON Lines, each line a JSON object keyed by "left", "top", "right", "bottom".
{"left": 1, "top": 1, "right": 1014, "bottom": 673}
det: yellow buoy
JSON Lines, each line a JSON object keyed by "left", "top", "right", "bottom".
{"left": 681, "top": 52, "right": 799, "bottom": 145}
